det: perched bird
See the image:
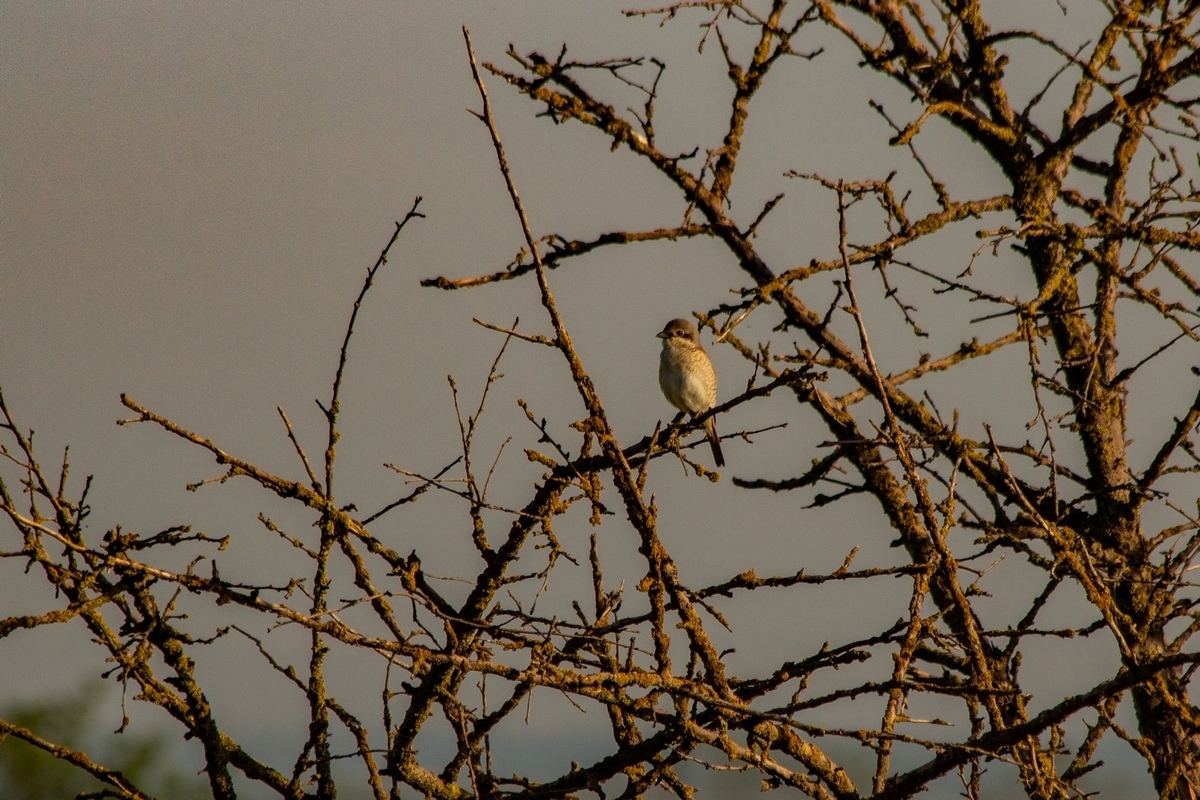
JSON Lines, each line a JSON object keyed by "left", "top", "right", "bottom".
{"left": 657, "top": 318, "right": 724, "bottom": 467}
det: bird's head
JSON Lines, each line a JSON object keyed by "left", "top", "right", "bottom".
{"left": 656, "top": 318, "right": 700, "bottom": 345}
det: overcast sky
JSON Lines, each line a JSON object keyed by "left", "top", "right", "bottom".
{"left": 0, "top": 3, "right": 1169, "bottom": 798}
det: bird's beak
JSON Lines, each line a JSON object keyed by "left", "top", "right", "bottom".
{"left": 656, "top": 331, "right": 668, "bottom": 339}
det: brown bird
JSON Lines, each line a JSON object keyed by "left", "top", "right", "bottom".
{"left": 657, "top": 318, "right": 724, "bottom": 467}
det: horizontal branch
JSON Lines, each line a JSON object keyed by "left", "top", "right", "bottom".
{"left": 422, "top": 224, "right": 711, "bottom": 290}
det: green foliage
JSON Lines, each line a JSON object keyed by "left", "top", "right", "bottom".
{"left": 0, "top": 681, "right": 207, "bottom": 800}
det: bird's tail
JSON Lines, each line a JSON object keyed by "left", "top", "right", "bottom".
{"left": 704, "top": 416, "right": 725, "bottom": 467}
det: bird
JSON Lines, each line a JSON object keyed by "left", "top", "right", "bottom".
{"left": 657, "top": 317, "right": 724, "bottom": 467}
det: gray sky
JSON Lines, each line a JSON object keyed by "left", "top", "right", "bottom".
{"left": 0, "top": 2, "right": 1168, "bottom": 797}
